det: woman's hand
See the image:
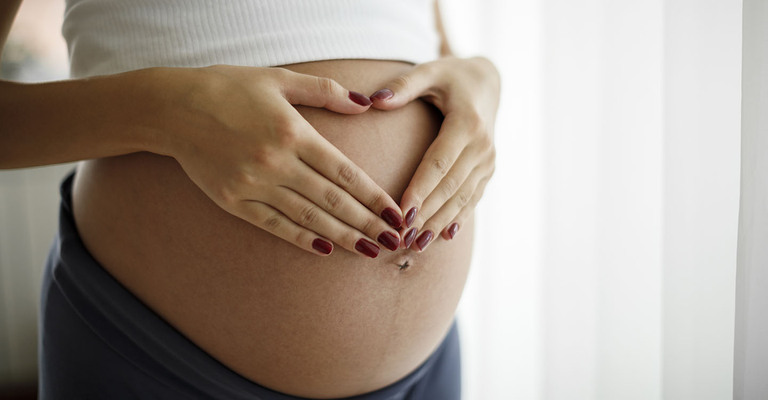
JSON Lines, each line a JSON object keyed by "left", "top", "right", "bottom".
{"left": 150, "top": 65, "right": 403, "bottom": 257}
{"left": 368, "top": 57, "right": 499, "bottom": 251}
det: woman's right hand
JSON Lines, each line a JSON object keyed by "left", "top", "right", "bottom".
{"left": 146, "top": 65, "right": 403, "bottom": 257}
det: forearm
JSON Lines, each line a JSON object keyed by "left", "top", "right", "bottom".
{"left": 434, "top": 0, "right": 453, "bottom": 57}
{"left": 0, "top": 70, "right": 166, "bottom": 169}
{"left": 0, "top": 0, "right": 22, "bottom": 55}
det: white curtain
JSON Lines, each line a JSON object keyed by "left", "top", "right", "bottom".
{"left": 445, "top": 0, "right": 741, "bottom": 399}
{"left": 735, "top": 0, "right": 768, "bottom": 398}
{"left": 0, "top": 0, "right": 745, "bottom": 399}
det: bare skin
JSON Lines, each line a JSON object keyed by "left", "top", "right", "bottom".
{"left": 72, "top": 60, "right": 475, "bottom": 398}
{"left": 1, "top": 0, "right": 499, "bottom": 398}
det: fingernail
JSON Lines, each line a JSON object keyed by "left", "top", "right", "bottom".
{"left": 446, "top": 223, "right": 459, "bottom": 239}
{"left": 377, "top": 232, "right": 400, "bottom": 251}
{"left": 355, "top": 238, "right": 380, "bottom": 258}
{"left": 370, "top": 89, "right": 394, "bottom": 101}
{"left": 403, "top": 228, "right": 417, "bottom": 249}
{"left": 312, "top": 238, "right": 333, "bottom": 255}
{"left": 381, "top": 207, "right": 403, "bottom": 229}
{"left": 415, "top": 230, "right": 434, "bottom": 251}
{"left": 349, "top": 91, "right": 373, "bottom": 106}
{"left": 405, "top": 207, "right": 417, "bottom": 228}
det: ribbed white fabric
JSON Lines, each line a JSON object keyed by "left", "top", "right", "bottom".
{"left": 62, "top": 0, "right": 440, "bottom": 78}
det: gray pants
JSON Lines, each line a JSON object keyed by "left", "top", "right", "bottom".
{"left": 38, "top": 173, "right": 462, "bottom": 399}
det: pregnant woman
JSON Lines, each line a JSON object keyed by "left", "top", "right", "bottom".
{"left": 0, "top": 0, "right": 499, "bottom": 398}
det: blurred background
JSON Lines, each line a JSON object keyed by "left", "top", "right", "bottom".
{"left": 0, "top": 0, "right": 741, "bottom": 399}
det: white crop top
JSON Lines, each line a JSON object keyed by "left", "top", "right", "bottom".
{"left": 62, "top": 0, "right": 441, "bottom": 78}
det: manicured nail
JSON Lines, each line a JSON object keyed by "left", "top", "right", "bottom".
{"left": 355, "top": 238, "right": 380, "bottom": 258}
{"left": 349, "top": 91, "right": 373, "bottom": 106}
{"left": 405, "top": 207, "right": 417, "bottom": 228}
{"left": 377, "top": 232, "right": 400, "bottom": 251}
{"left": 370, "top": 89, "right": 394, "bottom": 101}
{"left": 381, "top": 207, "right": 403, "bottom": 229}
{"left": 415, "top": 230, "right": 434, "bottom": 251}
{"left": 403, "top": 228, "right": 417, "bottom": 249}
{"left": 312, "top": 238, "right": 333, "bottom": 255}
{"left": 446, "top": 223, "right": 460, "bottom": 239}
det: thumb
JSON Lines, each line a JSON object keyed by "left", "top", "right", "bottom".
{"left": 280, "top": 69, "right": 372, "bottom": 114}
{"left": 368, "top": 63, "right": 440, "bottom": 110}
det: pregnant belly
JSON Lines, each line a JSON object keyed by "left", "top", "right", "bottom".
{"left": 71, "top": 60, "right": 474, "bottom": 398}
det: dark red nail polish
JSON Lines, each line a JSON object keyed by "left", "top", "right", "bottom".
{"left": 403, "top": 228, "right": 417, "bottom": 249}
{"left": 447, "top": 223, "right": 459, "bottom": 239}
{"left": 377, "top": 232, "right": 400, "bottom": 251}
{"left": 370, "top": 89, "right": 394, "bottom": 101}
{"left": 381, "top": 207, "right": 403, "bottom": 229}
{"left": 349, "top": 91, "right": 373, "bottom": 106}
{"left": 355, "top": 238, "right": 380, "bottom": 258}
{"left": 312, "top": 238, "right": 333, "bottom": 255}
{"left": 405, "top": 207, "right": 417, "bottom": 228}
{"left": 415, "top": 230, "right": 434, "bottom": 251}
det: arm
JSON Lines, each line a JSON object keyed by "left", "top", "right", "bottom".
{"left": 0, "top": 71, "right": 165, "bottom": 168}
{"left": 0, "top": 0, "right": 22, "bottom": 53}
{"left": 370, "top": 0, "right": 500, "bottom": 250}
{"left": 434, "top": 0, "right": 453, "bottom": 57}
{"left": 0, "top": 4, "right": 403, "bottom": 257}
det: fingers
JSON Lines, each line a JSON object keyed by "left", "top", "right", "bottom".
{"left": 278, "top": 68, "right": 373, "bottom": 114}
{"left": 284, "top": 162, "right": 402, "bottom": 252}
{"left": 234, "top": 200, "right": 336, "bottom": 256}
{"left": 368, "top": 62, "right": 443, "bottom": 110}
{"left": 400, "top": 130, "right": 495, "bottom": 251}
{"left": 407, "top": 172, "right": 491, "bottom": 252}
{"left": 296, "top": 122, "right": 404, "bottom": 230}
{"left": 397, "top": 114, "right": 474, "bottom": 228}
{"left": 268, "top": 186, "right": 392, "bottom": 257}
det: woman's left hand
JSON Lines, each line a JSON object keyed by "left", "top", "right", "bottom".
{"left": 369, "top": 56, "right": 500, "bottom": 251}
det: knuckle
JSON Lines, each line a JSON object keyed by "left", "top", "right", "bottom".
{"left": 269, "top": 67, "right": 293, "bottom": 81}
{"left": 478, "top": 131, "right": 494, "bottom": 150}
{"left": 273, "top": 114, "right": 301, "bottom": 136}
{"left": 323, "top": 188, "right": 343, "bottom": 211}
{"left": 294, "top": 229, "right": 313, "bottom": 247}
{"left": 465, "top": 113, "right": 485, "bottom": 135}
{"left": 360, "top": 217, "right": 379, "bottom": 236}
{"left": 233, "top": 169, "right": 259, "bottom": 187}
{"left": 266, "top": 67, "right": 293, "bottom": 78}
{"left": 278, "top": 128, "right": 300, "bottom": 147}
{"left": 251, "top": 148, "right": 276, "bottom": 169}
{"left": 440, "top": 176, "right": 459, "bottom": 198}
{"left": 367, "top": 190, "right": 387, "bottom": 210}
{"left": 431, "top": 157, "right": 450, "bottom": 176}
{"left": 391, "top": 74, "right": 411, "bottom": 91}
{"left": 340, "top": 230, "right": 361, "bottom": 248}
{"left": 456, "top": 190, "right": 472, "bottom": 207}
{"left": 316, "top": 77, "right": 338, "bottom": 97}
{"left": 298, "top": 205, "right": 320, "bottom": 226}
{"left": 263, "top": 213, "right": 282, "bottom": 231}
{"left": 218, "top": 186, "right": 237, "bottom": 206}
{"left": 404, "top": 190, "right": 423, "bottom": 209}
{"left": 336, "top": 163, "right": 359, "bottom": 187}
{"left": 419, "top": 62, "right": 437, "bottom": 76}
{"left": 487, "top": 154, "right": 497, "bottom": 174}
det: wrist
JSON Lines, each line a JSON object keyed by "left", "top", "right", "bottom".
{"left": 100, "top": 67, "right": 179, "bottom": 157}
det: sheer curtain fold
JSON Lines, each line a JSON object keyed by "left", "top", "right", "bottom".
{"left": 448, "top": 0, "right": 739, "bottom": 398}
{"left": 735, "top": 0, "right": 768, "bottom": 398}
